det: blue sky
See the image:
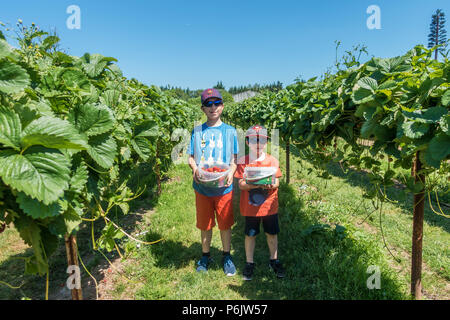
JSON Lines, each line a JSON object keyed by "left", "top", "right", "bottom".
{"left": 2, "top": 0, "right": 449, "bottom": 90}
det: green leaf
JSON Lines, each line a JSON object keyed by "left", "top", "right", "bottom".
{"left": 357, "top": 77, "right": 378, "bottom": 93}
{"left": 16, "top": 192, "right": 62, "bottom": 219}
{"left": 0, "top": 147, "right": 71, "bottom": 205}
{"left": 401, "top": 121, "right": 429, "bottom": 139}
{"left": 100, "top": 89, "right": 121, "bottom": 107}
{"left": 131, "top": 137, "right": 152, "bottom": 161}
{"left": 42, "top": 36, "right": 60, "bottom": 50}
{"left": 25, "top": 99, "right": 54, "bottom": 117}
{"left": 40, "top": 227, "right": 59, "bottom": 258}
{"left": 428, "top": 133, "right": 450, "bottom": 162}
{"left": 422, "top": 107, "right": 448, "bottom": 122}
{"left": 70, "top": 161, "right": 88, "bottom": 194}
{"left": 59, "top": 68, "right": 90, "bottom": 90}
{"left": 21, "top": 116, "right": 88, "bottom": 150}
{"left": 442, "top": 90, "right": 450, "bottom": 107}
{"left": 360, "top": 118, "right": 377, "bottom": 138}
{"left": 64, "top": 205, "right": 83, "bottom": 235}
{"left": 69, "top": 103, "right": 115, "bottom": 136}
{"left": 0, "top": 39, "right": 12, "bottom": 59}
{"left": 421, "top": 147, "right": 441, "bottom": 169}
{"left": 0, "top": 106, "right": 21, "bottom": 150}
{"left": 352, "top": 88, "right": 374, "bottom": 104}
{"left": 378, "top": 80, "right": 398, "bottom": 90}
{"left": 14, "top": 215, "right": 48, "bottom": 275}
{"left": 0, "top": 60, "right": 30, "bottom": 94}
{"left": 86, "top": 133, "right": 117, "bottom": 169}
{"left": 135, "top": 120, "right": 159, "bottom": 137}
{"left": 79, "top": 53, "right": 118, "bottom": 78}
{"left": 440, "top": 114, "right": 450, "bottom": 135}
{"left": 355, "top": 104, "right": 377, "bottom": 120}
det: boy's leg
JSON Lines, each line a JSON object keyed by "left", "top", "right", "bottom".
{"left": 265, "top": 233, "right": 278, "bottom": 260}
{"left": 215, "top": 191, "right": 236, "bottom": 276}
{"left": 215, "top": 191, "right": 234, "bottom": 252}
{"left": 245, "top": 235, "right": 256, "bottom": 263}
{"left": 201, "top": 229, "right": 213, "bottom": 253}
{"left": 244, "top": 216, "right": 260, "bottom": 263}
{"left": 220, "top": 229, "right": 231, "bottom": 253}
{"left": 262, "top": 214, "right": 280, "bottom": 259}
{"left": 262, "top": 214, "right": 285, "bottom": 278}
{"left": 243, "top": 217, "right": 259, "bottom": 280}
{"left": 195, "top": 191, "right": 215, "bottom": 272}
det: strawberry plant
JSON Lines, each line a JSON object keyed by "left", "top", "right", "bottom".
{"left": 0, "top": 23, "right": 200, "bottom": 294}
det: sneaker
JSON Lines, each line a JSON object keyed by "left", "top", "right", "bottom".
{"left": 222, "top": 254, "right": 236, "bottom": 276}
{"left": 243, "top": 262, "right": 255, "bottom": 281}
{"left": 269, "top": 260, "right": 286, "bottom": 278}
{"left": 196, "top": 255, "right": 211, "bottom": 273}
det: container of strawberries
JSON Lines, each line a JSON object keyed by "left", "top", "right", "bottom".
{"left": 198, "top": 163, "right": 230, "bottom": 188}
{"left": 244, "top": 166, "right": 277, "bottom": 185}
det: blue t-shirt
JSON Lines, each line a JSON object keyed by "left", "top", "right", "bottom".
{"left": 189, "top": 122, "right": 239, "bottom": 196}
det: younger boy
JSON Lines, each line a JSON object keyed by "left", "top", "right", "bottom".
{"left": 234, "top": 125, "right": 286, "bottom": 280}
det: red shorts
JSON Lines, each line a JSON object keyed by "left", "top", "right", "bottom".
{"left": 195, "top": 191, "right": 234, "bottom": 231}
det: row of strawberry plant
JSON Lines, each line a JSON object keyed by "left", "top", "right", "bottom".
{"left": 223, "top": 45, "right": 449, "bottom": 298}
{"left": 0, "top": 23, "right": 201, "bottom": 297}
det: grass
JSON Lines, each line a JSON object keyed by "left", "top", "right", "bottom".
{"left": 0, "top": 142, "right": 448, "bottom": 300}
{"left": 119, "top": 161, "right": 406, "bottom": 299}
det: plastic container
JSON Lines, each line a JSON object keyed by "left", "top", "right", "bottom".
{"left": 244, "top": 167, "right": 277, "bottom": 185}
{"left": 197, "top": 163, "right": 231, "bottom": 188}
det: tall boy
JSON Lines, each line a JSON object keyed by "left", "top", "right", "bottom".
{"left": 234, "top": 125, "right": 286, "bottom": 280}
{"left": 188, "top": 88, "right": 239, "bottom": 276}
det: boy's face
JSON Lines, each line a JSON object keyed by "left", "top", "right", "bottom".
{"left": 201, "top": 98, "right": 224, "bottom": 121}
{"left": 246, "top": 136, "right": 268, "bottom": 156}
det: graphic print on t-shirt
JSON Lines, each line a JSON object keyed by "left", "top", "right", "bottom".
{"left": 189, "top": 123, "right": 239, "bottom": 197}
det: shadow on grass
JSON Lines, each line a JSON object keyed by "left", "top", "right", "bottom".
{"left": 143, "top": 231, "right": 228, "bottom": 272}
{"left": 227, "top": 182, "right": 406, "bottom": 300}
{"left": 0, "top": 189, "right": 162, "bottom": 300}
{"left": 286, "top": 141, "right": 449, "bottom": 234}
{"left": 323, "top": 161, "right": 450, "bottom": 234}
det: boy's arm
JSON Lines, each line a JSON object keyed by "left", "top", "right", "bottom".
{"left": 225, "top": 154, "right": 237, "bottom": 187}
{"left": 238, "top": 178, "right": 260, "bottom": 190}
{"left": 188, "top": 155, "right": 200, "bottom": 183}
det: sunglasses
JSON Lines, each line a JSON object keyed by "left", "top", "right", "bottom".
{"left": 203, "top": 100, "right": 223, "bottom": 108}
{"left": 247, "top": 137, "right": 268, "bottom": 144}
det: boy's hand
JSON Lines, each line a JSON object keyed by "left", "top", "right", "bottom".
{"left": 262, "top": 179, "right": 279, "bottom": 190}
{"left": 193, "top": 168, "right": 200, "bottom": 183}
{"left": 225, "top": 171, "right": 234, "bottom": 187}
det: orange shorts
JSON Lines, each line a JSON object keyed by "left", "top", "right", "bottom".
{"left": 195, "top": 191, "right": 234, "bottom": 231}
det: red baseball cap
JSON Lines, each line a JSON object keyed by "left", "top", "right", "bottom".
{"left": 245, "top": 125, "right": 269, "bottom": 138}
{"left": 201, "top": 88, "right": 223, "bottom": 105}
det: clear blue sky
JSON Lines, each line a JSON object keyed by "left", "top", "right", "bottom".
{"left": 2, "top": 0, "right": 449, "bottom": 90}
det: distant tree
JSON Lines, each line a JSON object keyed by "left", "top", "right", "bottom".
{"left": 213, "top": 81, "right": 225, "bottom": 90}
{"left": 428, "top": 9, "right": 448, "bottom": 60}
{"left": 228, "top": 82, "right": 283, "bottom": 95}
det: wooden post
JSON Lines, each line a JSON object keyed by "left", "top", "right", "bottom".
{"left": 156, "top": 141, "right": 161, "bottom": 195}
{"left": 64, "top": 234, "right": 83, "bottom": 300}
{"left": 411, "top": 152, "right": 425, "bottom": 299}
{"left": 286, "top": 138, "right": 290, "bottom": 184}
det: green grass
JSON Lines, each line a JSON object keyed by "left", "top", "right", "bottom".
{"left": 120, "top": 163, "right": 409, "bottom": 299}
{"left": 0, "top": 142, "right": 448, "bottom": 300}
